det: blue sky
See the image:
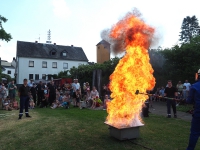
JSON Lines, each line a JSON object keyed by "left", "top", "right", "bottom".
{"left": 0, "top": 0, "right": 200, "bottom": 62}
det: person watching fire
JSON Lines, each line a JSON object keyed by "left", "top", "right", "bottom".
{"left": 164, "top": 80, "right": 178, "bottom": 118}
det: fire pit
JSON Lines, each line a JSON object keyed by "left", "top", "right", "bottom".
{"left": 105, "top": 123, "right": 143, "bottom": 140}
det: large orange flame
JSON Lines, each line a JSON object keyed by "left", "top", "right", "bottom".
{"left": 105, "top": 12, "right": 155, "bottom": 129}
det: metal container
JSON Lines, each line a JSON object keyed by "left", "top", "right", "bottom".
{"left": 108, "top": 125, "right": 141, "bottom": 140}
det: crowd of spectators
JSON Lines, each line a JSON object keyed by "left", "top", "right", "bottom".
{"left": 0, "top": 79, "right": 112, "bottom": 111}
{"left": 147, "top": 80, "right": 191, "bottom": 102}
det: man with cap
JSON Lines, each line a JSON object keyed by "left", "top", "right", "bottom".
{"left": 186, "top": 69, "right": 200, "bottom": 150}
{"left": 18, "top": 79, "right": 31, "bottom": 119}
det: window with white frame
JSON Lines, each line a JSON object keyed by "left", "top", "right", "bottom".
{"left": 7, "top": 70, "right": 11, "bottom": 74}
{"left": 63, "top": 52, "right": 66, "bottom": 56}
{"left": 63, "top": 63, "right": 68, "bottom": 69}
{"left": 52, "top": 62, "right": 57, "bottom": 68}
{"left": 42, "top": 61, "right": 47, "bottom": 68}
{"left": 35, "top": 74, "right": 39, "bottom": 80}
{"left": 29, "top": 61, "right": 34, "bottom": 67}
{"left": 42, "top": 74, "right": 46, "bottom": 80}
{"left": 29, "top": 74, "right": 33, "bottom": 80}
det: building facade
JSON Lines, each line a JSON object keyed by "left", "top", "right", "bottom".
{"left": 1, "top": 59, "right": 16, "bottom": 78}
{"left": 96, "top": 40, "right": 110, "bottom": 64}
{"left": 16, "top": 41, "right": 88, "bottom": 84}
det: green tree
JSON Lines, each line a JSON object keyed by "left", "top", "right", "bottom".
{"left": 0, "top": 67, "right": 2, "bottom": 82}
{"left": 57, "top": 70, "right": 71, "bottom": 78}
{"left": 161, "top": 35, "right": 200, "bottom": 84}
{"left": 57, "top": 57, "right": 121, "bottom": 87}
{"left": 148, "top": 48, "right": 166, "bottom": 87}
{"left": 1, "top": 73, "right": 11, "bottom": 83}
{"left": 0, "top": 15, "right": 12, "bottom": 42}
{"left": 179, "top": 15, "right": 200, "bottom": 43}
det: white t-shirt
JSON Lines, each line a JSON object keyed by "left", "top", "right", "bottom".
{"left": 73, "top": 83, "right": 80, "bottom": 92}
{"left": 183, "top": 83, "right": 191, "bottom": 91}
{"left": 90, "top": 90, "right": 99, "bottom": 98}
{"left": 28, "top": 82, "right": 33, "bottom": 87}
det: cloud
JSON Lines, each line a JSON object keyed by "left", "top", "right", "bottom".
{"left": 52, "top": 0, "right": 71, "bottom": 19}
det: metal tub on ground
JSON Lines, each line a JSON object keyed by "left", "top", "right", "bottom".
{"left": 106, "top": 123, "right": 142, "bottom": 140}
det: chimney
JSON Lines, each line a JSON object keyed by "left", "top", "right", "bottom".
{"left": 54, "top": 43, "right": 56, "bottom": 45}
{"left": 35, "top": 41, "right": 38, "bottom": 43}
{"left": 71, "top": 45, "right": 73, "bottom": 47}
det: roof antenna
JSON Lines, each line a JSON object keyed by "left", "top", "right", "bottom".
{"left": 46, "top": 29, "right": 51, "bottom": 44}
{"left": 35, "top": 34, "right": 40, "bottom": 42}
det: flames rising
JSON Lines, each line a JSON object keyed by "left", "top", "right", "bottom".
{"left": 105, "top": 11, "right": 155, "bottom": 128}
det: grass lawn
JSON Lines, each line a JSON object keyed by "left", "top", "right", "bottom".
{"left": 0, "top": 106, "right": 199, "bottom": 150}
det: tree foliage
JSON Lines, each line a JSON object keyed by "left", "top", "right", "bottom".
{"left": 0, "top": 67, "right": 2, "bottom": 82}
{"left": 148, "top": 48, "right": 166, "bottom": 87}
{"left": 0, "top": 15, "right": 12, "bottom": 42}
{"left": 1, "top": 73, "right": 11, "bottom": 83}
{"left": 158, "top": 35, "right": 200, "bottom": 86}
{"left": 179, "top": 15, "right": 200, "bottom": 43}
{"left": 57, "top": 57, "right": 121, "bottom": 86}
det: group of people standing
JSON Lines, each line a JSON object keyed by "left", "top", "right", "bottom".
{"left": 0, "top": 80, "right": 18, "bottom": 110}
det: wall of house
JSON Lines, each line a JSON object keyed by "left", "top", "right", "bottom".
{"left": 16, "top": 57, "right": 88, "bottom": 84}
{"left": 2, "top": 68, "right": 15, "bottom": 78}
{"left": 96, "top": 44, "right": 110, "bottom": 64}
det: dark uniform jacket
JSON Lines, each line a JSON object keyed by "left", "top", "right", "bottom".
{"left": 187, "top": 80, "right": 200, "bottom": 117}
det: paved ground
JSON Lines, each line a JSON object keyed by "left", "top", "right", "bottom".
{"left": 149, "top": 101, "right": 192, "bottom": 121}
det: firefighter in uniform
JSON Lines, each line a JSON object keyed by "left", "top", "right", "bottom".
{"left": 18, "top": 78, "right": 31, "bottom": 119}
{"left": 186, "top": 69, "right": 200, "bottom": 150}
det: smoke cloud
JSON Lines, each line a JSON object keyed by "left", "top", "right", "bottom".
{"left": 101, "top": 8, "right": 160, "bottom": 55}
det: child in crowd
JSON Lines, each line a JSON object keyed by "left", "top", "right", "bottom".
{"left": 182, "top": 86, "right": 187, "bottom": 100}
{"left": 29, "top": 95, "right": 35, "bottom": 109}
{"left": 44, "top": 84, "right": 48, "bottom": 96}
{"left": 40, "top": 94, "right": 48, "bottom": 108}
{"left": 58, "top": 92, "right": 63, "bottom": 106}
{"left": 75, "top": 89, "right": 81, "bottom": 107}
{"left": 12, "top": 98, "right": 19, "bottom": 110}
{"left": 90, "top": 96, "right": 97, "bottom": 109}
{"left": 51, "top": 100, "right": 59, "bottom": 109}
{"left": 86, "top": 88, "right": 92, "bottom": 107}
{"left": 62, "top": 93, "right": 70, "bottom": 109}
{"left": 3, "top": 96, "right": 12, "bottom": 111}
{"left": 79, "top": 93, "right": 87, "bottom": 109}
{"left": 103, "top": 95, "right": 111, "bottom": 110}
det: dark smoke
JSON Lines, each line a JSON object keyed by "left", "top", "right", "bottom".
{"left": 101, "top": 8, "right": 160, "bottom": 55}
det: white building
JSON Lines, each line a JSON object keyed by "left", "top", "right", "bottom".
{"left": 1, "top": 59, "right": 16, "bottom": 78}
{"left": 15, "top": 41, "right": 89, "bottom": 84}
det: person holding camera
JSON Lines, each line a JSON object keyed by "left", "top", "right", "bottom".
{"left": 8, "top": 80, "right": 17, "bottom": 102}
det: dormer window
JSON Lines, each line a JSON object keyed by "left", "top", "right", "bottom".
{"left": 61, "top": 50, "right": 67, "bottom": 57}
{"left": 52, "top": 51, "right": 56, "bottom": 55}
{"left": 50, "top": 49, "right": 57, "bottom": 56}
